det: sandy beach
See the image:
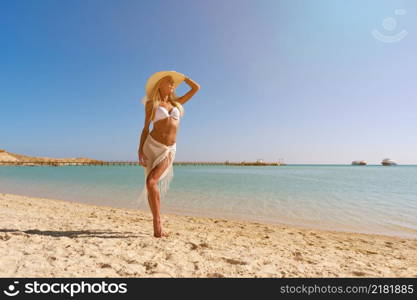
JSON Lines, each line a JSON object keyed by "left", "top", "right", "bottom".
{"left": 0, "top": 192, "right": 416, "bottom": 278}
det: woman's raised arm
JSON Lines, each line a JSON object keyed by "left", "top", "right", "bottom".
{"left": 177, "top": 76, "right": 200, "bottom": 105}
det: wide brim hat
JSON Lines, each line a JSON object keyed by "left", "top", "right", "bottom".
{"left": 140, "top": 70, "right": 185, "bottom": 105}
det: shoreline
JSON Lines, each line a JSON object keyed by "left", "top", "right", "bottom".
{"left": 2, "top": 189, "right": 414, "bottom": 241}
{"left": 1, "top": 192, "right": 416, "bottom": 277}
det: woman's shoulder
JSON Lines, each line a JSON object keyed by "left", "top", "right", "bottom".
{"left": 145, "top": 100, "right": 152, "bottom": 107}
{"left": 145, "top": 100, "right": 156, "bottom": 112}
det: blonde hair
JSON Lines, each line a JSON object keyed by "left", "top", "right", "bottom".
{"left": 141, "top": 76, "right": 185, "bottom": 121}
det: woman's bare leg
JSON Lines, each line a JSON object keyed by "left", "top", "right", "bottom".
{"left": 146, "top": 153, "right": 172, "bottom": 237}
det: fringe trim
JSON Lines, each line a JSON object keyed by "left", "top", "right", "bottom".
{"left": 136, "top": 151, "right": 175, "bottom": 208}
{"left": 158, "top": 160, "right": 174, "bottom": 202}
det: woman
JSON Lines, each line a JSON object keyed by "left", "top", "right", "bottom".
{"left": 137, "top": 70, "right": 200, "bottom": 238}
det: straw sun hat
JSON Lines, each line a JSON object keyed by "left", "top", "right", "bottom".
{"left": 140, "top": 70, "right": 186, "bottom": 105}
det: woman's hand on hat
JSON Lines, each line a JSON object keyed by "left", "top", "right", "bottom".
{"left": 183, "top": 76, "right": 200, "bottom": 89}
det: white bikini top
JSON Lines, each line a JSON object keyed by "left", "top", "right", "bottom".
{"left": 153, "top": 105, "right": 180, "bottom": 123}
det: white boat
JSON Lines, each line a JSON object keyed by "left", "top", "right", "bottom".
{"left": 381, "top": 158, "right": 398, "bottom": 166}
{"left": 352, "top": 160, "right": 367, "bottom": 165}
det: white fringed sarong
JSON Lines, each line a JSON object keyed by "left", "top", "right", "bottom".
{"left": 137, "top": 133, "right": 176, "bottom": 208}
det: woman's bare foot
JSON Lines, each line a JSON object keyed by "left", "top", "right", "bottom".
{"left": 154, "top": 231, "right": 169, "bottom": 238}
{"left": 153, "top": 218, "right": 169, "bottom": 237}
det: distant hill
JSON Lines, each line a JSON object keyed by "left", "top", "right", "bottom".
{"left": 0, "top": 148, "right": 103, "bottom": 163}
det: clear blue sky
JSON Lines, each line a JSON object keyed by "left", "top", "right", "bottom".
{"left": 1, "top": 0, "right": 416, "bottom": 164}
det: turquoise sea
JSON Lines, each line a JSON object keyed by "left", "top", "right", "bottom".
{"left": 1, "top": 165, "right": 416, "bottom": 239}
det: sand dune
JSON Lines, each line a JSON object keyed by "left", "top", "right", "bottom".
{"left": 0, "top": 149, "right": 101, "bottom": 163}
{"left": 0, "top": 153, "right": 19, "bottom": 162}
{"left": 0, "top": 192, "right": 416, "bottom": 277}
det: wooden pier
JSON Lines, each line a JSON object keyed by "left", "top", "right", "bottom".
{"left": 0, "top": 160, "right": 286, "bottom": 166}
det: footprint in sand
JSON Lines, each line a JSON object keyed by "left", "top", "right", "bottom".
{"left": 187, "top": 242, "right": 199, "bottom": 250}
{"left": 293, "top": 251, "right": 303, "bottom": 262}
{"left": 222, "top": 257, "right": 248, "bottom": 265}
{"left": 186, "top": 241, "right": 209, "bottom": 250}
{"left": 0, "top": 234, "right": 11, "bottom": 241}
{"left": 98, "top": 263, "right": 112, "bottom": 269}
{"left": 124, "top": 258, "right": 138, "bottom": 264}
{"left": 143, "top": 261, "right": 158, "bottom": 271}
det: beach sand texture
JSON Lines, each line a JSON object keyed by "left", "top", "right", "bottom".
{"left": 1, "top": 192, "right": 416, "bottom": 278}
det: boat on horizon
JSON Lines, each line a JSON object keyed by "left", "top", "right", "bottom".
{"left": 352, "top": 160, "right": 367, "bottom": 165}
{"left": 381, "top": 158, "right": 398, "bottom": 166}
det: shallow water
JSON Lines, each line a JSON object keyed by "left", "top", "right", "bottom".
{"left": 1, "top": 164, "right": 416, "bottom": 239}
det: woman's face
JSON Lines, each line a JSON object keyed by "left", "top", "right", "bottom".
{"left": 159, "top": 76, "right": 175, "bottom": 96}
